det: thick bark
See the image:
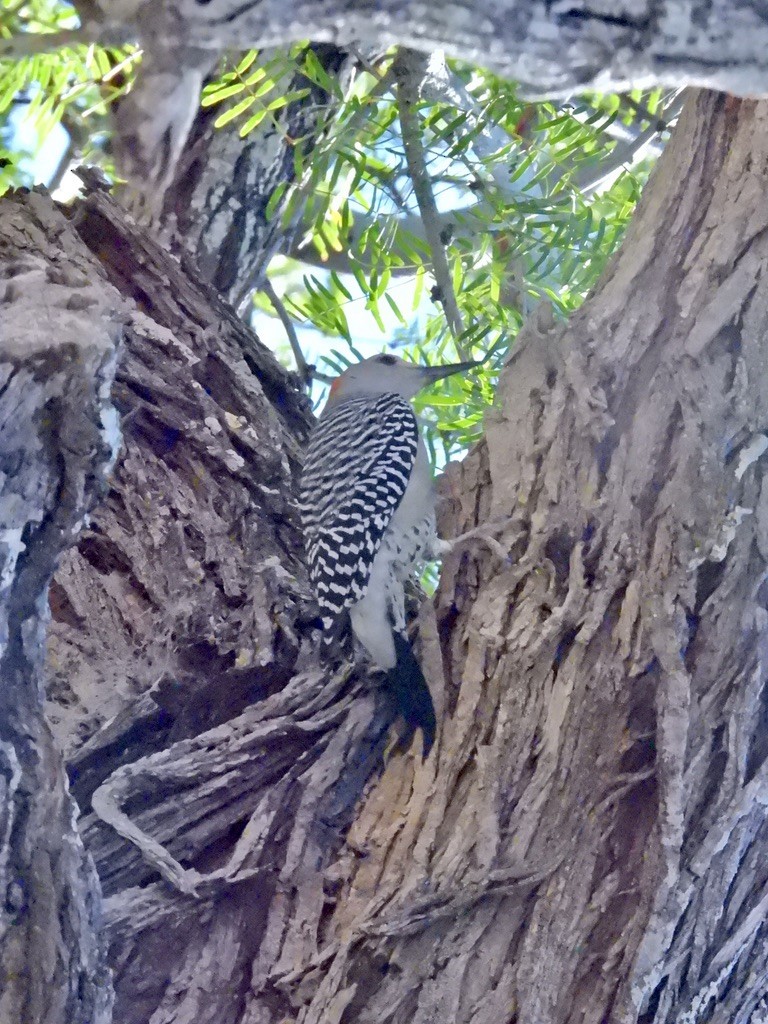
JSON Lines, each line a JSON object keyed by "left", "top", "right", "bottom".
{"left": 321, "top": 89, "right": 768, "bottom": 1024}
{"left": 44, "top": 184, "right": 314, "bottom": 762}
{"left": 0, "top": 190, "right": 123, "bottom": 1023}
{"left": 39, "top": 187, "right": 399, "bottom": 1024}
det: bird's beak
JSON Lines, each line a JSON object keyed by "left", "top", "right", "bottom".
{"left": 419, "top": 359, "right": 481, "bottom": 386}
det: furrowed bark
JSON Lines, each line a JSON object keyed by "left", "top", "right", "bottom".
{"left": 0, "top": 189, "right": 124, "bottom": 1023}
{"left": 162, "top": 44, "right": 348, "bottom": 306}
{"left": 42, "top": 187, "right": 397, "bottom": 1024}
{"left": 292, "top": 90, "right": 768, "bottom": 1024}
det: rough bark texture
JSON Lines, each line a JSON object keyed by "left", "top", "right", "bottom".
{"left": 162, "top": 44, "right": 348, "bottom": 306}
{"left": 7, "top": 88, "right": 768, "bottom": 1024}
{"left": 96, "top": 0, "right": 768, "bottom": 95}
{"left": 44, "top": 184, "right": 314, "bottom": 760}
{"left": 0, "top": 190, "right": 123, "bottom": 1023}
{"left": 372, "top": 90, "right": 768, "bottom": 1024}
{"left": 39, "top": 186, "right": 404, "bottom": 1024}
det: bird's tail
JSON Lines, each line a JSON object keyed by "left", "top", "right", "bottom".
{"left": 387, "top": 631, "right": 436, "bottom": 758}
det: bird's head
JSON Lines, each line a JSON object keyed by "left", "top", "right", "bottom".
{"left": 325, "top": 353, "right": 480, "bottom": 406}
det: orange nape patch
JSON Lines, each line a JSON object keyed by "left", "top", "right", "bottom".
{"left": 329, "top": 373, "right": 345, "bottom": 398}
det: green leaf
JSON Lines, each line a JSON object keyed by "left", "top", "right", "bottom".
{"left": 214, "top": 95, "right": 255, "bottom": 128}
{"left": 236, "top": 50, "right": 258, "bottom": 75}
{"left": 265, "top": 181, "right": 289, "bottom": 221}
{"left": 202, "top": 82, "right": 247, "bottom": 106}
{"left": 384, "top": 292, "right": 407, "bottom": 325}
{"left": 239, "top": 108, "right": 267, "bottom": 135}
{"left": 302, "top": 49, "right": 342, "bottom": 98}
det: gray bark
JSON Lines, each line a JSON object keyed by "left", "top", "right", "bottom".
{"left": 40, "top": 186, "right": 397, "bottom": 1024}
{"left": 162, "top": 44, "right": 348, "bottom": 306}
{"left": 0, "top": 190, "right": 123, "bottom": 1023}
{"left": 94, "top": 0, "right": 768, "bottom": 97}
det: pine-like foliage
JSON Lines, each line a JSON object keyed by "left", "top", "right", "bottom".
{"left": 1, "top": 11, "right": 678, "bottom": 462}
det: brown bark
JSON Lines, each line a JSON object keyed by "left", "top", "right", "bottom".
{"left": 319, "top": 90, "right": 768, "bottom": 1023}
{"left": 39, "top": 186, "right": 398, "bottom": 1024}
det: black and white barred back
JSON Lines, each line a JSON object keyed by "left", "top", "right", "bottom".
{"left": 298, "top": 392, "right": 418, "bottom": 628}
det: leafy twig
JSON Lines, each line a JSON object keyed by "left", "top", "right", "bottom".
{"left": 393, "top": 50, "right": 466, "bottom": 351}
{"left": 263, "top": 278, "right": 312, "bottom": 388}
{"left": 288, "top": 65, "right": 396, "bottom": 250}
{"left": 620, "top": 91, "right": 676, "bottom": 133}
{"left": 575, "top": 91, "right": 685, "bottom": 195}
{"left": 0, "top": 26, "right": 114, "bottom": 59}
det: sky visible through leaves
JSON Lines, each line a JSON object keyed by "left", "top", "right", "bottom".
{"left": 1, "top": 3, "right": 679, "bottom": 470}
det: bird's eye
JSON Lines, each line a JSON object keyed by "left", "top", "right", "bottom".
{"left": 378, "top": 354, "right": 397, "bottom": 365}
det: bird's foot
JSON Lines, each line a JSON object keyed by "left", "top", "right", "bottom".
{"left": 434, "top": 518, "right": 520, "bottom": 562}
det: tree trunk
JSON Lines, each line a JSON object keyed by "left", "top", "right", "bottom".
{"left": 0, "top": 190, "right": 122, "bottom": 1024}
{"left": 42, "top": 184, "right": 392, "bottom": 1024}
{"left": 5, "top": 87, "right": 768, "bottom": 1024}
{"left": 326, "top": 87, "right": 768, "bottom": 1024}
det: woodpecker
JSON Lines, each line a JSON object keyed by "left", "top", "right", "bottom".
{"left": 298, "top": 353, "right": 478, "bottom": 756}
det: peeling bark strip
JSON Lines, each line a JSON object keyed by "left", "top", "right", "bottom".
{"left": 0, "top": 190, "right": 124, "bottom": 1023}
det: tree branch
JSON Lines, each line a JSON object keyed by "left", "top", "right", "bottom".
{"left": 8, "top": 0, "right": 768, "bottom": 209}
{"left": 0, "top": 25, "right": 122, "bottom": 57}
{"left": 394, "top": 50, "right": 466, "bottom": 348}
{"left": 262, "top": 278, "right": 312, "bottom": 387}
{"left": 0, "top": 186, "right": 124, "bottom": 1024}
{"left": 575, "top": 91, "right": 686, "bottom": 195}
